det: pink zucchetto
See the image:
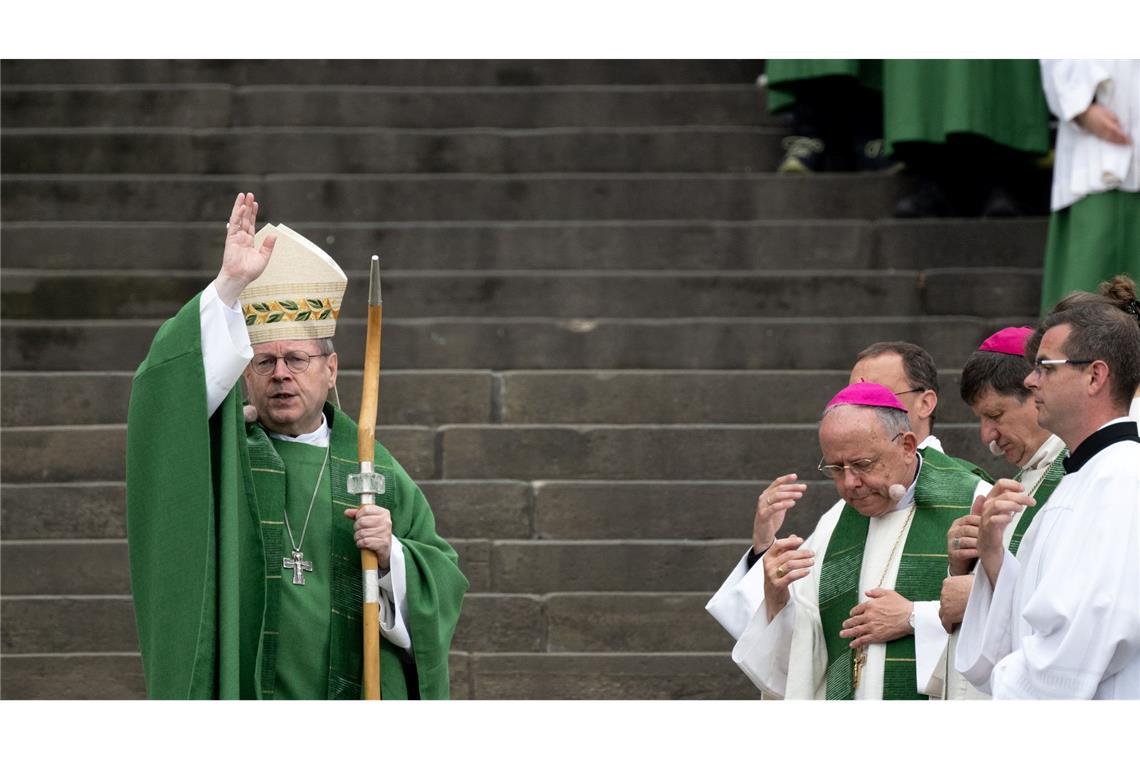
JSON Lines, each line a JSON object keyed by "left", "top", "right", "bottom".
{"left": 825, "top": 382, "right": 908, "bottom": 413}
{"left": 977, "top": 326, "right": 1033, "bottom": 356}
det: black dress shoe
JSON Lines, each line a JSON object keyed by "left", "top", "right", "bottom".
{"left": 980, "top": 185, "right": 1026, "bottom": 217}
{"left": 894, "top": 178, "right": 953, "bottom": 218}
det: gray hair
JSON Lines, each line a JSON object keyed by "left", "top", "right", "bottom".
{"left": 822, "top": 404, "right": 911, "bottom": 439}
{"left": 318, "top": 337, "right": 335, "bottom": 355}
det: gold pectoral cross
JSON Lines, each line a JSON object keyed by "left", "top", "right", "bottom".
{"left": 852, "top": 646, "right": 867, "bottom": 691}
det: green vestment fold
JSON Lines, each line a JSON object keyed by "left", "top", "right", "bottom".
{"left": 126, "top": 293, "right": 467, "bottom": 699}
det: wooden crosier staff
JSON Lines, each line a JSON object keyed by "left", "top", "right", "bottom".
{"left": 349, "top": 255, "right": 384, "bottom": 699}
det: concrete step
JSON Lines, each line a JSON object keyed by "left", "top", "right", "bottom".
{"left": 0, "top": 480, "right": 534, "bottom": 541}
{"left": 0, "top": 59, "right": 766, "bottom": 87}
{"left": 1, "top": 127, "right": 786, "bottom": 174}
{"left": 0, "top": 420, "right": 1009, "bottom": 486}
{"left": 498, "top": 370, "right": 980, "bottom": 424}
{"left": 0, "top": 592, "right": 734, "bottom": 657}
{"left": 468, "top": 653, "right": 756, "bottom": 699}
{"left": 0, "top": 369, "right": 982, "bottom": 428}
{"left": 0, "top": 651, "right": 748, "bottom": 699}
{"left": 2, "top": 538, "right": 492, "bottom": 595}
{"left": 0, "top": 219, "right": 1050, "bottom": 272}
{"left": 0, "top": 174, "right": 911, "bottom": 223}
{"left": 1, "top": 316, "right": 1028, "bottom": 371}
{"left": 438, "top": 423, "right": 1009, "bottom": 482}
{"left": 0, "top": 425, "right": 436, "bottom": 483}
{"left": 1, "top": 84, "right": 778, "bottom": 129}
{"left": 0, "top": 268, "right": 1042, "bottom": 320}
{"left": 0, "top": 370, "right": 494, "bottom": 427}
{"left": 0, "top": 478, "right": 834, "bottom": 543}
{"left": 1, "top": 539, "right": 748, "bottom": 595}
{"left": 0, "top": 652, "right": 472, "bottom": 699}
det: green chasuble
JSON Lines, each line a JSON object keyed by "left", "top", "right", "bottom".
{"left": 882, "top": 60, "right": 1051, "bottom": 157}
{"left": 126, "top": 293, "right": 468, "bottom": 699}
{"left": 817, "top": 448, "right": 981, "bottom": 700}
{"left": 765, "top": 60, "right": 883, "bottom": 114}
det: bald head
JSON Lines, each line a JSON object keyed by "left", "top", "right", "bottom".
{"left": 819, "top": 405, "right": 919, "bottom": 517}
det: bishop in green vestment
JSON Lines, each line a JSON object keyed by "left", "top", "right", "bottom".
{"left": 126, "top": 193, "right": 467, "bottom": 699}
{"left": 729, "top": 382, "right": 989, "bottom": 699}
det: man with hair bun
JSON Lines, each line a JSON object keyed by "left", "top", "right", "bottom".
{"left": 727, "top": 383, "right": 989, "bottom": 699}
{"left": 956, "top": 302, "right": 1140, "bottom": 698}
{"left": 1035, "top": 274, "right": 1140, "bottom": 421}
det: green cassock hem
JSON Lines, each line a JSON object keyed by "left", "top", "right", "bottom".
{"left": 1039, "top": 190, "right": 1140, "bottom": 315}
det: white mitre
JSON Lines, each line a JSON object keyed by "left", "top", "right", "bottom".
{"left": 239, "top": 224, "right": 347, "bottom": 344}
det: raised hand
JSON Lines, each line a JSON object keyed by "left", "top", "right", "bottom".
{"left": 762, "top": 534, "right": 814, "bottom": 622}
{"left": 753, "top": 473, "right": 807, "bottom": 554}
{"left": 213, "top": 192, "right": 278, "bottom": 306}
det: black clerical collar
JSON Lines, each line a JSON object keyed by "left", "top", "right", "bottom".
{"left": 1062, "top": 420, "right": 1140, "bottom": 474}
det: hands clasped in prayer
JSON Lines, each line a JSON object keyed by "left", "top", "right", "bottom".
{"left": 976, "top": 479, "right": 1036, "bottom": 588}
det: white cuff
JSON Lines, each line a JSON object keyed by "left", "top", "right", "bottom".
{"left": 912, "top": 600, "right": 948, "bottom": 696}
{"left": 377, "top": 535, "right": 413, "bottom": 654}
{"left": 199, "top": 282, "right": 252, "bottom": 417}
{"left": 706, "top": 549, "right": 766, "bottom": 641}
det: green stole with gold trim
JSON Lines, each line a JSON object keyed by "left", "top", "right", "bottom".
{"left": 1009, "top": 449, "right": 1067, "bottom": 556}
{"left": 818, "top": 448, "right": 981, "bottom": 699}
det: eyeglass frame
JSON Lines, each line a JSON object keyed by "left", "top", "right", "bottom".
{"left": 249, "top": 350, "right": 331, "bottom": 376}
{"left": 817, "top": 432, "right": 905, "bottom": 480}
{"left": 1028, "top": 358, "right": 1095, "bottom": 377}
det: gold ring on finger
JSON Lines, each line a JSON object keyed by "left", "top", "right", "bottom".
{"left": 776, "top": 564, "right": 788, "bottom": 578}
{"left": 767, "top": 495, "right": 774, "bottom": 506}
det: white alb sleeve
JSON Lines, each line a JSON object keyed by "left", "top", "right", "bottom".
{"left": 911, "top": 600, "right": 949, "bottom": 696}
{"left": 199, "top": 283, "right": 253, "bottom": 417}
{"left": 377, "top": 535, "right": 413, "bottom": 654}
{"left": 706, "top": 550, "right": 766, "bottom": 641}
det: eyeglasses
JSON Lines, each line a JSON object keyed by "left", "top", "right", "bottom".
{"left": 250, "top": 351, "right": 329, "bottom": 376}
{"left": 817, "top": 432, "right": 903, "bottom": 479}
{"left": 1029, "top": 358, "right": 1094, "bottom": 377}
{"left": 892, "top": 387, "right": 924, "bottom": 396}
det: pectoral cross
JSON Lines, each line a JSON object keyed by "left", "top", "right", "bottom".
{"left": 852, "top": 646, "right": 867, "bottom": 690}
{"left": 283, "top": 550, "right": 313, "bottom": 585}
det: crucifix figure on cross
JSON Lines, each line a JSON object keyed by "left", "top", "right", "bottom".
{"left": 283, "top": 550, "right": 314, "bottom": 585}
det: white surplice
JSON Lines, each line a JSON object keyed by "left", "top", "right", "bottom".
{"left": 1040, "top": 59, "right": 1139, "bottom": 211}
{"left": 956, "top": 419, "right": 1140, "bottom": 698}
{"left": 722, "top": 450, "right": 989, "bottom": 699}
{"left": 933, "top": 434, "right": 1067, "bottom": 700}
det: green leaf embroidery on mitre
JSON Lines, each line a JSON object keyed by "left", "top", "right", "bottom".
{"left": 242, "top": 297, "right": 337, "bottom": 325}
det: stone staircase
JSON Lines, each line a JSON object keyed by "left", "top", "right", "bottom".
{"left": 0, "top": 60, "right": 1043, "bottom": 699}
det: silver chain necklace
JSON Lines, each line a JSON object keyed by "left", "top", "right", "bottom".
{"left": 281, "top": 445, "right": 330, "bottom": 585}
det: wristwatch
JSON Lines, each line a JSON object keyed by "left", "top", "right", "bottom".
{"left": 908, "top": 604, "right": 917, "bottom": 632}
